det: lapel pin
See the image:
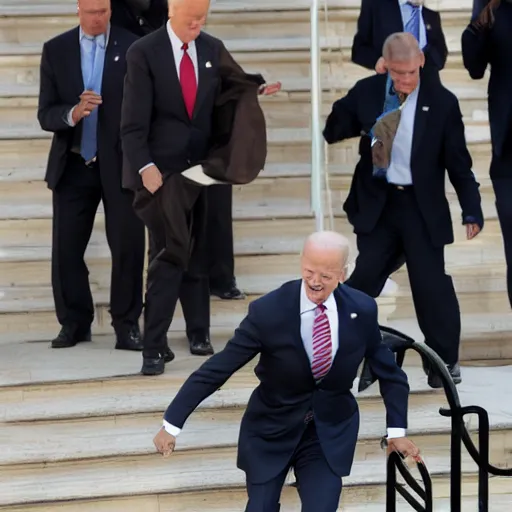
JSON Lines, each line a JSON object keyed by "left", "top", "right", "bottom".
{"left": 205, "top": 61, "right": 212, "bottom": 68}
{"left": 114, "top": 54, "right": 120, "bottom": 62}
{"left": 422, "top": 106, "right": 429, "bottom": 111}
{"left": 426, "top": 24, "right": 431, "bottom": 30}
{"left": 350, "top": 313, "right": 357, "bottom": 319}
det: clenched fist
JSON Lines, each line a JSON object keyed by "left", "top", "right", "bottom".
{"left": 153, "top": 427, "right": 176, "bottom": 458}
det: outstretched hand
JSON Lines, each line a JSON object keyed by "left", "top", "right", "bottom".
{"left": 387, "top": 437, "right": 421, "bottom": 463}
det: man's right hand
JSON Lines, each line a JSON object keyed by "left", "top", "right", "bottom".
{"left": 154, "top": 427, "right": 176, "bottom": 458}
{"left": 141, "top": 165, "right": 163, "bottom": 194}
{"left": 375, "top": 57, "right": 387, "bottom": 74}
{"left": 71, "top": 90, "right": 102, "bottom": 125}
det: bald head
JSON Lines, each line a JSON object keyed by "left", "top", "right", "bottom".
{"left": 301, "top": 231, "right": 350, "bottom": 305}
{"left": 169, "top": 0, "right": 210, "bottom": 43}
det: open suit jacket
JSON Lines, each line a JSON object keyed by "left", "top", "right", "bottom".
{"left": 164, "top": 280, "right": 409, "bottom": 484}
{"left": 323, "top": 72, "right": 484, "bottom": 248}
{"left": 38, "top": 25, "right": 138, "bottom": 191}
{"left": 462, "top": 1, "right": 512, "bottom": 167}
{"left": 120, "top": 27, "right": 266, "bottom": 191}
{"left": 352, "top": 0, "right": 448, "bottom": 72}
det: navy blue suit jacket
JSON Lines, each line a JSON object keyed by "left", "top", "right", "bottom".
{"left": 164, "top": 280, "right": 409, "bottom": 484}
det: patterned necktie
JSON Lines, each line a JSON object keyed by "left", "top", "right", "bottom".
{"left": 180, "top": 43, "right": 197, "bottom": 118}
{"left": 405, "top": 3, "right": 421, "bottom": 42}
{"left": 311, "top": 304, "right": 332, "bottom": 380}
{"left": 81, "top": 34, "right": 105, "bottom": 162}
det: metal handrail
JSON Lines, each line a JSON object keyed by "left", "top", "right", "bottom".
{"left": 360, "top": 326, "right": 512, "bottom": 511}
{"left": 310, "top": 0, "right": 324, "bottom": 230}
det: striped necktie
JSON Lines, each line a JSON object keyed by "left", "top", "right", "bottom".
{"left": 404, "top": 3, "right": 421, "bottom": 42}
{"left": 311, "top": 304, "right": 332, "bottom": 380}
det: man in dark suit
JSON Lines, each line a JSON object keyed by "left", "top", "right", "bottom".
{"left": 38, "top": 0, "right": 145, "bottom": 350}
{"left": 110, "top": 0, "right": 168, "bottom": 35}
{"left": 121, "top": 0, "right": 279, "bottom": 375}
{"left": 324, "top": 33, "right": 483, "bottom": 388}
{"left": 462, "top": 0, "right": 512, "bottom": 310}
{"left": 352, "top": 0, "right": 448, "bottom": 77}
{"left": 153, "top": 231, "right": 418, "bottom": 512}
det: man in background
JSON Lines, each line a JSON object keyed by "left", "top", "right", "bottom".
{"left": 38, "top": 0, "right": 145, "bottom": 350}
{"left": 324, "top": 33, "right": 483, "bottom": 388}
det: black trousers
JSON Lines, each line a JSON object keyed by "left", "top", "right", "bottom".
{"left": 207, "top": 184, "right": 235, "bottom": 288}
{"left": 134, "top": 173, "right": 210, "bottom": 358}
{"left": 491, "top": 149, "right": 512, "bottom": 309}
{"left": 346, "top": 187, "right": 461, "bottom": 365}
{"left": 51, "top": 155, "right": 145, "bottom": 331}
{"left": 245, "top": 422, "right": 343, "bottom": 512}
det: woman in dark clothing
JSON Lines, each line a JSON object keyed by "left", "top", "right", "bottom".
{"left": 462, "top": 0, "right": 512, "bottom": 308}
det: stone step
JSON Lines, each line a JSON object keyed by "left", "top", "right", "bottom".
{"left": 0, "top": 81, "right": 490, "bottom": 130}
{"left": 3, "top": 487, "right": 512, "bottom": 512}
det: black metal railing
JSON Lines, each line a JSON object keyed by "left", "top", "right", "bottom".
{"left": 358, "top": 325, "right": 512, "bottom": 511}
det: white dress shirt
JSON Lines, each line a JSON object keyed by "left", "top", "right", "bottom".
{"left": 163, "top": 282, "right": 406, "bottom": 439}
{"left": 138, "top": 21, "right": 199, "bottom": 175}
{"left": 386, "top": 82, "right": 420, "bottom": 186}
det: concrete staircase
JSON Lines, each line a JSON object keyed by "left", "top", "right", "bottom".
{"left": 0, "top": 0, "right": 511, "bottom": 510}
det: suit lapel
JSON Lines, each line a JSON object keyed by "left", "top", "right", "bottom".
{"left": 101, "top": 27, "right": 120, "bottom": 91}
{"left": 67, "top": 28, "right": 84, "bottom": 97}
{"left": 411, "top": 79, "right": 430, "bottom": 162}
{"left": 383, "top": 0, "right": 405, "bottom": 32}
{"left": 193, "top": 33, "right": 215, "bottom": 119}
{"left": 289, "top": 280, "right": 316, "bottom": 384}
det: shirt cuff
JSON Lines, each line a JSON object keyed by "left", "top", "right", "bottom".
{"left": 139, "top": 163, "right": 155, "bottom": 174}
{"left": 163, "top": 419, "right": 182, "bottom": 437}
{"left": 66, "top": 106, "right": 77, "bottom": 127}
{"left": 387, "top": 428, "right": 406, "bottom": 439}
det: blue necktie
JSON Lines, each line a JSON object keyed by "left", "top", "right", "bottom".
{"left": 81, "top": 35, "right": 104, "bottom": 162}
{"left": 404, "top": 3, "right": 421, "bottom": 42}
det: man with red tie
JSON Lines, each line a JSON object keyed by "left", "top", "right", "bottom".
{"left": 121, "top": 0, "right": 279, "bottom": 375}
{"left": 152, "top": 231, "right": 418, "bottom": 511}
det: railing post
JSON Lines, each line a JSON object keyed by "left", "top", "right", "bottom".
{"left": 310, "top": 0, "right": 324, "bottom": 230}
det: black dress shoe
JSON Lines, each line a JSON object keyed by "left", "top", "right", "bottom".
{"left": 210, "top": 280, "right": 246, "bottom": 300}
{"left": 51, "top": 325, "right": 91, "bottom": 348}
{"left": 423, "top": 359, "right": 462, "bottom": 389}
{"left": 141, "top": 356, "right": 165, "bottom": 376}
{"left": 189, "top": 333, "right": 214, "bottom": 356}
{"left": 164, "top": 345, "right": 175, "bottom": 363}
{"left": 115, "top": 324, "right": 143, "bottom": 351}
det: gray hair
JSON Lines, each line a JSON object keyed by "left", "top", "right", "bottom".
{"left": 382, "top": 32, "right": 422, "bottom": 62}
{"left": 302, "top": 231, "right": 351, "bottom": 265}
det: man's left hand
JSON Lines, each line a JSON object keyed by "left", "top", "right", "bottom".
{"left": 387, "top": 437, "right": 421, "bottom": 462}
{"left": 259, "top": 82, "right": 282, "bottom": 95}
{"left": 466, "top": 223, "right": 481, "bottom": 240}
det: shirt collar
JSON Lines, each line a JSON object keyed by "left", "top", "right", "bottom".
{"left": 399, "top": 0, "right": 423, "bottom": 6}
{"left": 300, "top": 281, "right": 337, "bottom": 315}
{"left": 166, "top": 20, "right": 196, "bottom": 52}
{"left": 79, "top": 24, "right": 110, "bottom": 48}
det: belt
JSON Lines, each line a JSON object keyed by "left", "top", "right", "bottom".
{"left": 70, "top": 151, "right": 97, "bottom": 168}
{"left": 388, "top": 183, "right": 413, "bottom": 191}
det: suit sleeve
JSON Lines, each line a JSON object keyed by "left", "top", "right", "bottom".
{"left": 443, "top": 98, "right": 484, "bottom": 228}
{"left": 365, "top": 300, "right": 409, "bottom": 429}
{"left": 423, "top": 11, "right": 448, "bottom": 70}
{"left": 37, "top": 42, "right": 76, "bottom": 133}
{"left": 323, "top": 84, "right": 362, "bottom": 144}
{"left": 164, "top": 303, "right": 263, "bottom": 428}
{"left": 351, "top": 0, "right": 380, "bottom": 69}
{"left": 461, "top": 24, "right": 490, "bottom": 80}
{"left": 218, "top": 41, "right": 266, "bottom": 86}
{"left": 120, "top": 43, "right": 154, "bottom": 181}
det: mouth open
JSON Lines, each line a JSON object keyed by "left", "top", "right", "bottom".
{"left": 307, "top": 284, "right": 323, "bottom": 292}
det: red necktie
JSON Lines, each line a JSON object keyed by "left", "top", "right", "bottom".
{"left": 180, "top": 43, "right": 197, "bottom": 118}
{"left": 311, "top": 304, "right": 332, "bottom": 380}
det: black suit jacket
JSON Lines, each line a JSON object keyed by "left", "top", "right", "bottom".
{"left": 120, "top": 27, "right": 266, "bottom": 191}
{"left": 462, "top": 1, "right": 512, "bottom": 166}
{"left": 164, "top": 280, "right": 409, "bottom": 484}
{"left": 352, "top": 0, "right": 448, "bottom": 72}
{"left": 110, "top": 0, "right": 167, "bottom": 36}
{"left": 38, "top": 25, "right": 138, "bottom": 190}
{"left": 323, "top": 73, "right": 483, "bottom": 247}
